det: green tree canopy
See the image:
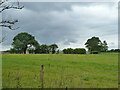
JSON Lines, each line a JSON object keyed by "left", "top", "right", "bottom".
{"left": 85, "top": 37, "right": 103, "bottom": 53}
{"left": 49, "top": 44, "right": 58, "bottom": 54}
{"left": 12, "top": 32, "right": 39, "bottom": 54}
{"left": 40, "top": 44, "right": 49, "bottom": 54}
{"left": 64, "top": 48, "right": 74, "bottom": 54}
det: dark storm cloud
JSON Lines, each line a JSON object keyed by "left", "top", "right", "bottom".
{"left": 1, "top": 2, "right": 118, "bottom": 50}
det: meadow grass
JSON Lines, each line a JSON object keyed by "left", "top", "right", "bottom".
{"left": 2, "top": 53, "right": 118, "bottom": 88}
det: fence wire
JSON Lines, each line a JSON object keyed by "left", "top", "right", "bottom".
{"left": 2, "top": 64, "right": 118, "bottom": 88}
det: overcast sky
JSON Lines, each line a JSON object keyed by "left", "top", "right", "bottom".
{"left": 1, "top": 2, "right": 118, "bottom": 51}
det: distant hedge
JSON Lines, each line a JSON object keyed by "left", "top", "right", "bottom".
{"left": 107, "top": 49, "right": 120, "bottom": 52}
{"left": 91, "top": 51, "right": 99, "bottom": 54}
{"left": 74, "top": 48, "right": 86, "bottom": 54}
{"left": 63, "top": 48, "right": 86, "bottom": 54}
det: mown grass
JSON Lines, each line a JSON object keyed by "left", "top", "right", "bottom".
{"left": 2, "top": 53, "right": 118, "bottom": 88}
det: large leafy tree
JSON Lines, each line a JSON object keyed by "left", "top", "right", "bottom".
{"left": 12, "top": 32, "right": 39, "bottom": 54}
{"left": 85, "top": 37, "right": 103, "bottom": 53}
{"left": 49, "top": 44, "right": 58, "bottom": 54}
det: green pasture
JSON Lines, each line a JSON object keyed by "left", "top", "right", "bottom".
{"left": 2, "top": 53, "right": 118, "bottom": 88}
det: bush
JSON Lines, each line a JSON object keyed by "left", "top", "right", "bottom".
{"left": 107, "top": 49, "right": 120, "bottom": 52}
{"left": 63, "top": 48, "right": 86, "bottom": 54}
{"left": 92, "top": 51, "right": 99, "bottom": 54}
{"left": 74, "top": 48, "right": 86, "bottom": 54}
{"left": 9, "top": 48, "right": 23, "bottom": 54}
{"left": 56, "top": 50, "right": 59, "bottom": 54}
{"left": 63, "top": 48, "right": 74, "bottom": 54}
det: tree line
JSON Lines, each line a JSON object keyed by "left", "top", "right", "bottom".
{"left": 8, "top": 32, "right": 110, "bottom": 54}
{"left": 63, "top": 48, "right": 86, "bottom": 54}
{"left": 9, "top": 44, "right": 59, "bottom": 54}
{"left": 107, "top": 49, "right": 120, "bottom": 52}
{"left": 9, "top": 32, "right": 58, "bottom": 54}
{"left": 63, "top": 36, "right": 109, "bottom": 54}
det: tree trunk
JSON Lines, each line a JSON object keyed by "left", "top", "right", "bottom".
{"left": 23, "top": 46, "right": 27, "bottom": 54}
{"left": 24, "top": 49, "right": 26, "bottom": 54}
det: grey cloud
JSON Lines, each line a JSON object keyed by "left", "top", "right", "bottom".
{"left": 21, "top": 2, "right": 115, "bottom": 12}
{"left": 63, "top": 41, "right": 70, "bottom": 45}
{"left": 108, "top": 42, "right": 117, "bottom": 49}
{"left": 63, "top": 39, "right": 77, "bottom": 45}
{"left": 21, "top": 2, "right": 73, "bottom": 12}
{"left": 1, "top": 2, "right": 118, "bottom": 50}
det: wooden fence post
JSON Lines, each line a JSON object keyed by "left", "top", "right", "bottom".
{"left": 66, "top": 86, "right": 67, "bottom": 90}
{"left": 41, "top": 65, "right": 44, "bottom": 88}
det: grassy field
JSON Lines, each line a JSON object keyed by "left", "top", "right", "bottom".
{"left": 2, "top": 53, "right": 118, "bottom": 88}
